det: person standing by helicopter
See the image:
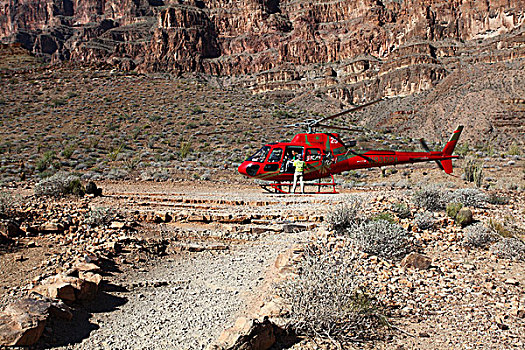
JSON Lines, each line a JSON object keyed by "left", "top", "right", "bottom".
{"left": 292, "top": 154, "right": 305, "bottom": 193}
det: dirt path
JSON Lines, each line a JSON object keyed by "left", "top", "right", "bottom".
{"left": 48, "top": 182, "right": 342, "bottom": 349}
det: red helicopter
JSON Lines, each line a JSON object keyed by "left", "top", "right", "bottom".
{"left": 237, "top": 100, "right": 464, "bottom": 193}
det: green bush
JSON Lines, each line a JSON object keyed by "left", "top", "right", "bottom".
{"left": 446, "top": 202, "right": 463, "bottom": 219}
{"left": 391, "top": 202, "right": 411, "bottom": 219}
{"left": 464, "top": 158, "right": 484, "bottom": 188}
{"left": 35, "top": 151, "right": 56, "bottom": 172}
{"left": 369, "top": 212, "right": 395, "bottom": 224}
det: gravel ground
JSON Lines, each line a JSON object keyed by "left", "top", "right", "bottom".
{"left": 51, "top": 231, "right": 304, "bottom": 350}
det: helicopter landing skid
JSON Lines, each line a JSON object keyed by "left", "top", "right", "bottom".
{"left": 259, "top": 175, "right": 338, "bottom": 194}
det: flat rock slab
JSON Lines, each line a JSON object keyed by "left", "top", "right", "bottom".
{"left": 0, "top": 298, "right": 49, "bottom": 346}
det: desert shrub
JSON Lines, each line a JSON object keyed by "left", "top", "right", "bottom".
{"left": 106, "top": 168, "right": 129, "bottom": 180}
{"left": 414, "top": 211, "right": 435, "bottom": 230}
{"left": 486, "top": 193, "right": 509, "bottom": 205}
{"left": 461, "top": 223, "right": 498, "bottom": 248}
{"left": 325, "top": 197, "right": 363, "bottom": 235}
{"left": 507, "top": 141, "right": 522, "bottom": 156}
{"left": 448, "top": 188, "right": 487, "bottom": 208}
{"left": 391, "top": 202, "right": 411, "bottom": 219}
{"left": 490, "top": 238, "right": 525, "bottom": 261}
{"left": 140, "top": 168, "right": 170, "bottom": 182}
{"left": 369, "top": 211, "right": 395, "bottom": 224}
{"left": 446, "top": 202, "right": 463, "bottom": 219}
{"left": 35, "top": 151, "right": 56, "bottom": 172}
{"left": 179, "top": 141, "right": 192, "bottom": 160}
{"left": 34, "top": 172, "right": 85, "bottom": 197}
{"left": 84, "top": 207, "right": 116, "bottom": 227}
{"left": 412, "top": 186, "right": 448, "bottom": 211}
{"left": 349, "top": 220, "right": 413, "bottom": 260}
{"left": 487, "top": 218, "right": 525, "bottom": 238}
{"left": 464, "top": 158, "right": 484, "bottom": 188}
{"left": 277, "top": 244, "right": 384, "bottom": 343}
{"left": 0, "top": 191, "right": 17, "bottom": 218}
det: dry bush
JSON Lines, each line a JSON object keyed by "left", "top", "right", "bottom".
{"left": 448, "top": 188, "right": 487, "bottom": 208}
{"left": 414, "top": 211, "right": 435, "bottom": 230}
{"left": 349, "top": 220, "right": 413, "bottom": 260}
{"left": 34, "top": 171, "right": 84, "bottom": 197}
{"left": 490, "top": 238, "right": 525, "bottom": 261}
{"left": 413, "top": 186, "right": 448, "bottom": 211}
{"left": 461, "top": 223, "right": 498, "bottom": 248}
{"left": 84, "top": 207, "right": 117, "bottom": 227}
{"left": 277, "top": 244, "right": 384, "bottom": 344}
{"left": 0, "top": 191, "right": 13, "bottom": 217}
{"left": 325, "top": 196, "right": 363, "bottom": 235}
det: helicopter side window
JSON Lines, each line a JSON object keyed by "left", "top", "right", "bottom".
{"left": 306, "top": 148, "right": 321, "bottom": 162}
{"left": 247, "top": 146, "right": 270, "bottom": 163}
{"left": 267, "top": 148, "right": 283, "bottom": 163}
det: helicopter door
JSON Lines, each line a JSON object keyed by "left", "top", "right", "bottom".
{"left": 281, "top": 146, "right": 304, "bottom": 174}
{"left": 263, "top": 147, "right": 283, "bottom": 172}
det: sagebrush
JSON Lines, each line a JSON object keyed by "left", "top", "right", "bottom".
{"left": 413, "top": 186, "right": 448, "bottom": 211}
{"left": 34, "top": 172, "right": 85, "bottom": 197}
{"left": 349, "top": 220, "right": 413, "bottom": 260}
{"left": 462, "top": 223, "right": 498, "bottom": 248}
{"left": 490, "top": 238, "right": 525, "bottom": 261}
{"left": 277, "top": 244, "right": 384, "bottom": 343}
{"left": 414, "top": 211, "right": 435, "bottom": 230}
{"left": 325, "top": 196, "right": 363, "bottom": 235}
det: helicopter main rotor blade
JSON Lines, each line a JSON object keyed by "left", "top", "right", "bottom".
{"left": 316, "top": 99, "right": 383, "bottom": 124}
{"left": 316, "top": 124, "right": 364, "bottom": 132}
{"left": 349, "top": 150, "right": 375, "bottom": 162}
{"left": 419, "top": 138, "right": 445, "bottom": 170}
{"left": 419, "top": 138, "right": 431, "bottom": 152}
{"left": 192, "top": 129, "right": 245, "bottom": 137}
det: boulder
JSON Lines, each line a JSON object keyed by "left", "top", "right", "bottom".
{"left": 0, "top": 298, "right": 49, "bottom": 346}
{"left": 31, "top": 273, "right": 103, "bottom": 304}
{"left": 401, "top": 252, "right": 432, "bottom": 270}
{"left": 215, "top": 317, "right": 275, "bottom": 350}
{"left": 40, "top": 221, "right": 65, "bottom": 233}
{"left": 85, "top": 181, "right": 102, "bottom": 196}
{"left": 0, "top": 220, "right": 22, "bottom": 238}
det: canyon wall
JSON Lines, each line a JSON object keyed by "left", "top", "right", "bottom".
{"left": 1, "top": 0, "right": 525, "bottom": 141}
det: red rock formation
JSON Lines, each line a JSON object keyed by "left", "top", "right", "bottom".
{"left": 1, "top": 0, "right": 524, "bottom": 104}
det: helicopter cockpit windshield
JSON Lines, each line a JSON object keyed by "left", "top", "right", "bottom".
{"left": 247, "top": 146, "right": 270, "bottom": 163}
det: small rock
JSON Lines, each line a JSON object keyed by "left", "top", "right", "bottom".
{"left": 110, "top": 221, "right": 126, "bottom": 229}
{"left": 504, "top": 278, "right": 519, "bottom": 286}
{"left": 401, "top": 252, "right": 432, "bottom": 270}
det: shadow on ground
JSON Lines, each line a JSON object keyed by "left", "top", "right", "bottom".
{"left": 38, "top": 284, "right": 128, "bottom": 349}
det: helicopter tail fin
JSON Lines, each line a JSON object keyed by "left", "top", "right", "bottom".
{"left": 439, "top": 159, "right": 453, "bottom": 174}
{"left": 438, "top": 125, "right": 463, "bottom": 174}
{"left": 442, "top": 125, "right": 464, "bottom": 156}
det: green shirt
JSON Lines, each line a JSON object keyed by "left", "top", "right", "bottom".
{"left": 293, "top": 159, "right": 305, "bottom": 173}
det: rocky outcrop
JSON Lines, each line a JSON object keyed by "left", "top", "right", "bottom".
{"left": 1, "top": 1, "right": 525, "bottom": 139}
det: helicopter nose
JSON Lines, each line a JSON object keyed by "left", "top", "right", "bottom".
{"left": 238, "top": 162, "right": 260, "bottom": 177}
{"left": 238, "top": 162, "right": 248, "bottom": 176}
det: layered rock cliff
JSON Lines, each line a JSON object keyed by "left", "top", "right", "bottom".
{"left": 1, "top": 0, "right": 525, "bottom": 142}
